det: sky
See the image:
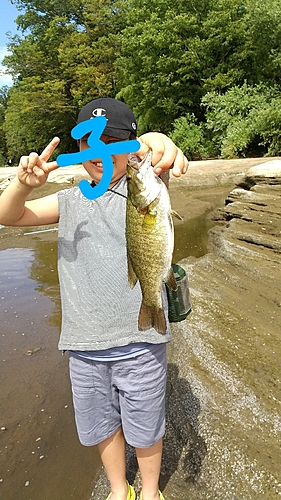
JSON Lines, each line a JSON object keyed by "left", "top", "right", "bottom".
{"left": 0, "top": 0, "right": 22, "bottom": 86}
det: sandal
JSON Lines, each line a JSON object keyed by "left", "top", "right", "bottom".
{"left": 105, "top": 480, "right": 136, "bottom": 500}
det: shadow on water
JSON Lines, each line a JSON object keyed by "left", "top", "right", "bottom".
{"left": 29, "top": 238, "right": 61, "bottom": 327}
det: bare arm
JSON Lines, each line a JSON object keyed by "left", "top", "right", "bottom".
{"left": 0, "top": 138, "right": 60, "bottom": 227}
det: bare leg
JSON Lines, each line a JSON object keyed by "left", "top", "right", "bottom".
{"left": 136, "top": 438, "right": 162, "bottom": 500}
{"left": 97, "top": 427, "right": 128, "bottom": 500}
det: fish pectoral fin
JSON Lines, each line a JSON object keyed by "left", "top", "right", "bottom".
{"left": 148, "top": 197, "right": 160, "bottom": 215}
{"left": 139, "top": 206, "right": 148, "bottom": 215}
{"left": 138, "top": 303, "right": 166, "bottom": 335}
{"left": 165, "top": 267, "right": 178, "bottom": 291}
{"left": 127, "top": 253, "right": 138, "bottom": 289}
{"left": 171, "top": 209, "right": 184, "bottom": 221}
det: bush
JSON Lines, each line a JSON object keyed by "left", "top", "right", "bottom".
{"left": 169, "top": 113, "right": 214, "bottom": 160}
{"left": 202, "top": 83, "right": 281, "bottom": 158}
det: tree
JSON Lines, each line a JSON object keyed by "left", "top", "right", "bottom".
{"left": 4, "top": 78, "right": 77, "bottom": 159}
{"left": 0, "top": 87, "right": 9, "bottom": 166}
{"left": 116, "top": 0, "right": 281, "bottom": 133}
{"left": 3, "top": 0, "right": 129, "bottom": 161}
{"left": 116, "top": 0, "right": 208, "bottom": 133}
{"left": 3, "top": 0, "right": 281, "bottom": 158}
{"left": 169, "top": 114, "right": 211, "bottom": 160}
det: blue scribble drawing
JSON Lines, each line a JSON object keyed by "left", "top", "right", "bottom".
{"left": 56, "top": 116, "right": 140, "bottom": 200}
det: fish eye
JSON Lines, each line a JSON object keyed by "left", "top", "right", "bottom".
{"left": 126, "top": 175, "right": 131, "bottom": 181}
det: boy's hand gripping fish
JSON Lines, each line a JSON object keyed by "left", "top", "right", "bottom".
{"left": 126, "top": 149, "right": 177, "bottom": 334}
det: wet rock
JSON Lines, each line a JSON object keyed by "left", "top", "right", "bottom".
{"left": 163, "top": 161, "right": 281, "bottom": 499}
{"left": 210, "top": 161, "right": 281, "bottom": 261}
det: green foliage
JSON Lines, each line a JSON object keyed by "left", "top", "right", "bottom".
{"left": 202, "top": 83, "right": 281, "bottom": 157}
{"left": 169, "top": 114, "right": 212, "bottom": 160}
{"left": 116, "top": 0, "right": 281, "bottom": 133}
{"left": 116, "top": 2, "right": 206, "bottom": 133}
{"left": 3, "top": 0, "right": 129, "bottom": 161}
{"left": 2, "top": 0, "right": 281, "bottom": 159}
{"left": 168, "top": 83, "right": 281, "bottom": 159}
{"left": 4, "top": 78, "right": 77, "bottom": 159}
{"left": 0, "top": 87, "right": 9, "bottom": 165}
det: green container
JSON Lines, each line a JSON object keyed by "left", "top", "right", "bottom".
{"left": 166, "top": 263, "right": 192, "bottom": 323}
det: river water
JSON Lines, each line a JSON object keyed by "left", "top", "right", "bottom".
{"left": 0, "top": 181, "right": 229, "bottom": 500}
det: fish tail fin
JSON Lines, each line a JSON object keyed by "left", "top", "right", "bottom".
{"left": 138, "top": 303, "right": 167, "bottom": 335}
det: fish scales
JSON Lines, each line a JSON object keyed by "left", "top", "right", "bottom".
{"left": 126, "top": 150, "right": 177, "bottom": 334}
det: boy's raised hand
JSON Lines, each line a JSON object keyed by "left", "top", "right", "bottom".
{"left": 18, "top": 137, "right": 60, "bottom": 188}
{"left": 137, "top": 132, "right": 189, "bottom": 177}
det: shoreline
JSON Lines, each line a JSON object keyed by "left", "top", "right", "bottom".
{"left": 1, "top": 156, "right": 279, "bottom": 190}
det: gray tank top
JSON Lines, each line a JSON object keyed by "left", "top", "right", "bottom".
{"left": 57, "top": 176, "right": 171, "bottom": 351}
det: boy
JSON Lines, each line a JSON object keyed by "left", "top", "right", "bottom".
{"left": 0, "top": 97, "right": 188, "bottom": 500}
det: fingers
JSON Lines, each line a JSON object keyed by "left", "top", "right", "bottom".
{"left": 170, "top": 148, "right": 189, "bottom": 177}
{"left": 19, "top": 138, "right": 60, "bottom": 176}
{"left": 152, "top": 139, "right": 179, "bottom": 173}
{"left": 44, "top": 160, "right": 60, "bottom": 173}
{"left": 151, "top": 136, "right": 188, "bottom": 177}
{"left": 137, "top": 132, "right": 165, "bottom": 166}
{"left": 138, "top": 132, "right": 189, "bottom": 177}
{"left": 40, "top": 137, "right": 60, "bottom": 162}
{"left": 136, "top": 139, "right": 149, "bottom": 158}
{"left": 20, "top": 152, "right": 42, "bottom": 173}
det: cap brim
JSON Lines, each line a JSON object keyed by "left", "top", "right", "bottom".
{"left": 103, "top": 126, "right": 133, "bottom": 140}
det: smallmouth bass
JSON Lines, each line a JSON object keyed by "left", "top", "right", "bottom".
{"left": 126, "top": 150, "right": 177, "bottom": 334}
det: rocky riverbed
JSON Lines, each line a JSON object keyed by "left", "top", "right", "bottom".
{"left": 163, "top": 160, "right": 281, "bottom": 500}
{"left": 1, "top": 158, "right": 280, "bottom": 499}
{"left": 89, "top": 158, "right": 281, "bottom": 500}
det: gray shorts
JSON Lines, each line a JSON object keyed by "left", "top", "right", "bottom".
{"left": 69, "top": 344, "right": 167, "bottom": 448}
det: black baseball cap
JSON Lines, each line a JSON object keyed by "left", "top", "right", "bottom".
{"left": 77, "top": 97, "right": 138, "bottom": 140}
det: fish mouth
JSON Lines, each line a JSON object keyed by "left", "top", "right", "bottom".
{"left": 127, "top": 149, "right": 152, "bottom": 170}
{"left": 128, "top": 153, "right": 140, "bottom": 162}
{"left": 127, "top": 154, "right": 141, "bottom": 171}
